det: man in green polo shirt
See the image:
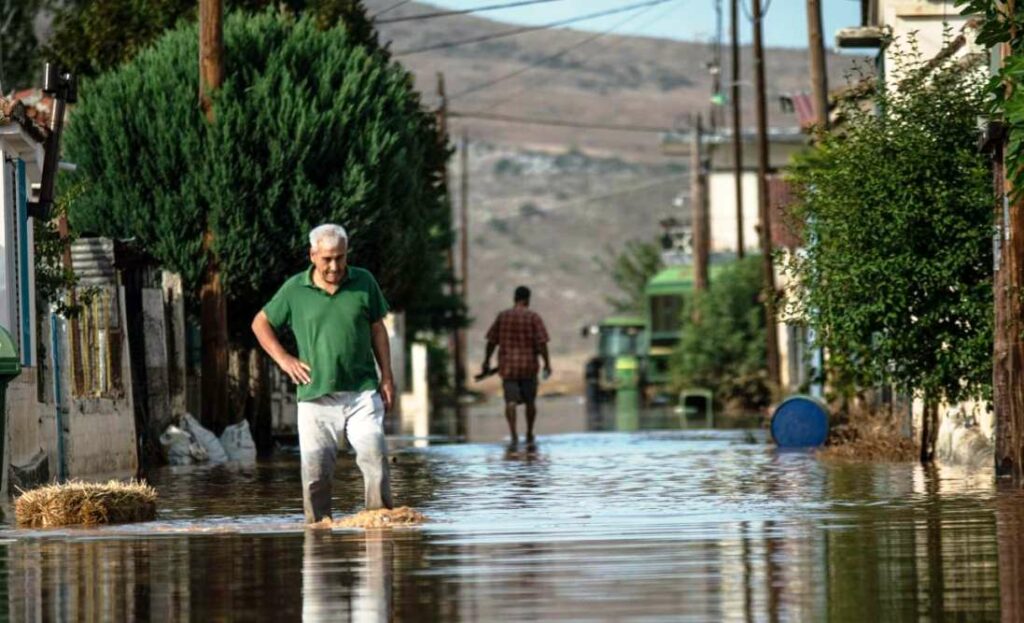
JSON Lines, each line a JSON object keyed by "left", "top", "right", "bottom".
{"left": 252, "top": 223, "right": 394, "bottom": 522}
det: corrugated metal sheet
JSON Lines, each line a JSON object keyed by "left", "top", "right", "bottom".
{"left": 70, "top": 237, "right": 116, "bottom": 286}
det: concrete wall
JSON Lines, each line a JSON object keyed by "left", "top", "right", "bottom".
{"left": 708, "top": 172, "right": 759, "bottom": 255}
{"left": 881, "top": 1, "right": 978, "bottom": 84}
{"left": 64, "top": 398, "right": 138, "bottom": 477}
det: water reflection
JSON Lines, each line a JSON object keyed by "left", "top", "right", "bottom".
{"left": 997, "top": 488, "right": 1024, "bottom": 623}
{"left": 0, "top": 429, "right": 1014, "bottom": 621}
{"left": 303, "top": 530, "right": 391, "bottom": 622}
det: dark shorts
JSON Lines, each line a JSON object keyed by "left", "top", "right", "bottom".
{"left": 502, "top": 378, "right": 538, "bottom": 404}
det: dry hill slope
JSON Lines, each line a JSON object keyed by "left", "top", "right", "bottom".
{"left": 364, "top": 1, "right": 864, "bottom": 391}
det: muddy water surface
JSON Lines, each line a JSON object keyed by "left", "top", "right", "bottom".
{"left": 0, "top": 405, "right": 1018, "bottom": 622}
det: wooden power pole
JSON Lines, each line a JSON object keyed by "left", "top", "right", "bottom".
{"left": 199, "top": 0, "right": 229, "bottom": 433}
{"left": 730, "top": 0, "right": 745, "bottom": 259}
{"left": 751, "top": 0, "right": 781, "bottom": 389}
{"left": 460, "top": 132, "right": 469, "bottom": 308}
{"left": 437, "top": 73, "right": 466, "bottom": 435}
{"left": 806, "top": 0, "right": 830, "bottom": 131}
{"left": 458, "top": 131, "right": 469, "bottom": 394}
{"left": 994, "top": 38, "right": 1024, "bottom": 481}
{"left": 691, "top": 115, "right": 709, "bottom": 292}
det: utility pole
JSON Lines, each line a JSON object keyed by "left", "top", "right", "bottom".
{"left": 994, "top": 36, "right": 1024, "bottom": 481}
{"left": 806, "top": 0, "right": 829, "bottom": 131}
{"left": 458, "top": 131, "right": 469, "bottom": 395}
{"left": 199, "top": 0, "right": 229, "bottom": 433}
{"left": 730, "top": 0, "right": 745, "bottom": 259}
{"left": 691, "top": 115, "right": 709, "bottom": 292}
{"left": 752, "top": 0, "right": 781, "bottom": 389}
{"left": 437, "top": 73, "right": 466, "bottom": 436}
{"left": 710, "top": 0, "right": 724, "bottom": 131}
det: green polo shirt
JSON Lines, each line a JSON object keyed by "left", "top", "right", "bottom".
{"left": 263, "top": 265, "right": 389, "bottom": 402}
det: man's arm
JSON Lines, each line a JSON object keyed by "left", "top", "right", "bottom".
{"left": 482, "top": 341, "right": 497, "bottom": 374}
{"left": 252, "top": 311, "right": 311, "bottom": 385}
{"left": 371, "top": 319, "right": 395, "bottom": 412}
{"left": 539, "top": 343, "right": 551, "bottom": 375}
{"left": 535, "top": 314, "right": 552, "bottom": 377}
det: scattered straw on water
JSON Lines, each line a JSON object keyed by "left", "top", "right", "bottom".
{"left": 817, "top": 411, "right": 918, "bottom": 463}
{"left": 320, "top": 507, "right": 427, "bottom": 529}
{"left": 15, "top": 480, "right": 157, "bottom": 528}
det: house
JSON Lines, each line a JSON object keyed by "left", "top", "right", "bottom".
{"left": 1, "top": 95, "right": 139, "bottom": 494}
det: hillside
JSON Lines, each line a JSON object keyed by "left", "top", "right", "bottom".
{"left": 363, "top": 1, "right": 864, "bottom": 391}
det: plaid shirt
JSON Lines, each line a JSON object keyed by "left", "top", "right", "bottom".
{"left": 486, "top": 307, "right": 550, "bottom": 380}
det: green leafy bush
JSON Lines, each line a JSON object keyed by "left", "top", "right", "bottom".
{"left": 784, "top": 46, "right": 993, "bottom": 405}
{"left": 671, "top": 256, "right": 770, "bottom": 412}
{"left": 64, "top": 11, "right": 454, "bottom": 337}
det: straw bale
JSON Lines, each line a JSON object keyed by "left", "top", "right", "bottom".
{"left": 817, "top": 411, "right": 918, "bottom": 463}
{"left": 15, "top": 480, "right": 157, "bottom": 527}
{"left": 322, "top": 506, "right": 427, "bottom": 529}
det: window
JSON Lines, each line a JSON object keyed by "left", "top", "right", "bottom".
{"left": 650, "top": 295, "right": 682, "bottom": 334}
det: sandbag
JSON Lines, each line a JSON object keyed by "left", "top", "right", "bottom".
{"left": 220, "top": 419, "right": 257, "bottom": 463}
{"left": 159, "top": 425, "right": 205, "bottom": 465}
{"left": 180, "top": 413, "right": 229, "bottom": 463}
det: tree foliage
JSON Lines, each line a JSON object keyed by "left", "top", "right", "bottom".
{"left": 43, "top": 0, "right": 382, "bottom": 81}
{"left": 0, "top": 0, "right": 47, "bottom": 90}
{"left": 64, "top": 11, "right": 454, "bottom": 338}
{"left": 600, "top": 239, "right": 663, "bottom": 312}
{"left": 784, "top": 46, "right": 993, "bottom": 405}
{"left": 670, "top": 256, "right": 771, "bottom": 411}
{"left": 957, "top": 1, "right": 1024, "bottom": 201}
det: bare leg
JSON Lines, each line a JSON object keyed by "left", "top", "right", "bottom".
{"left": 525, "top": 402, "right": 537, "bottom": 443}
{"left": 505, "top": 403, "right": 518, "bottom": 445}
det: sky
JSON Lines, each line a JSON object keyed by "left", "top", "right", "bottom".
{"left": 397, "top": 0, "right": 866, "bottom": 50}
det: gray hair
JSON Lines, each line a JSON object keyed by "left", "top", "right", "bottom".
{"left": 309, "top": 224, "right": 348, "bottom": 250}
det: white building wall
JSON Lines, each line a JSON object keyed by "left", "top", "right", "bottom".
{"left": 881, "top": 1, "right": 979, "bottom": 83}
{"left": 0, "top": 154, "right": 16, "bottom": 336}
{"left": 708, "top": 171, "right": 760, "bottom": 255}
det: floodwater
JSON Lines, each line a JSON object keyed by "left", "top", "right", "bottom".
{"left": 0, "top": 397, "right": 1020, "bottom": 622}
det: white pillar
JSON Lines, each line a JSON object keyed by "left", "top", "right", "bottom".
{"left": 400, "top": 343, "right": 429, "bottom": 445}
{"left": 0, "top": 153, "right": 16, "bottom": 336}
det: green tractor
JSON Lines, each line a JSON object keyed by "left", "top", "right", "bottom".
{"left": 584, "top": 262, "right": 724, "bottom": 411}
{"left": 582, "top": 315, "right": 646, "bottom": 409}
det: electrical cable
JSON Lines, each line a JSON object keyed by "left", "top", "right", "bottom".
{"left": 370, "top": 0, "right": 414, "bottom": 19}
{"left": 448, "top": 109, "right": 677, "bottom": 133}
{"left": 448, "top": 0, "right": 677, "bottom": 100}
{"left": 469, "top": 0, "right": 684, "bottom": 113}
{"left": 376, "top": 0, "right": 568, "bottom": 24}
{"left": 740, "top": 0, "right": 772, "bottom": 22}
{"left": 393, "top": 0, "right": 678, "bottom": 57}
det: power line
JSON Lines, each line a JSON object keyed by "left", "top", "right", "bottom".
{"left": 740, "top": 0, "right": 772, "bottom": 22}
{"left": 370, "top": 0, "right": 414, "bottom": 19}
{"left": 475, "top": 0, "right": 684, "bottom": 112}
{"left": 393, "top": 0, "right": 676, "bottom": 57}
{"left": 449, "top": 110, "right": 677, "bottom": 134}
{"left": 476, "top": 172, "right": 689, "bottom": 210}
{"left": 376, "top": 0, "right": 568, "bottom": 24}
{"left": 448, "top": 0, "right": 677, "bottom": 101}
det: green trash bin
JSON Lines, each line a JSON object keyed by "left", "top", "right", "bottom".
{"left": 0, "top": 327, "right": 21, "bottom": 447}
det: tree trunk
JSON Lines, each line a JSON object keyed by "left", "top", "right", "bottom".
{"left": 994, "top": 110, "right": 1024, "bottom": 480}
{"left": 249, "top": 348, "right": 273, "bottom": 456}
{"left": 920, "top": 398, "right": 939, "bottom": 463}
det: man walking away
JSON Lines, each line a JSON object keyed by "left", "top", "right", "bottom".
{"left": 252, "top": 223, "right": 394, "bottom": 523}
{"left": 481, "top": 286, "right": 551, "bottom": 446}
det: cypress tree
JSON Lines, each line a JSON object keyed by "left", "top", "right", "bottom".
{"left": 65, "top": 11, "right": 453, "bottom": 336}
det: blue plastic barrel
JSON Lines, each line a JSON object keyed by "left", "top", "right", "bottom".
{"left": 770, "top": 395, "right": 829, "bottom": 448}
